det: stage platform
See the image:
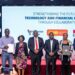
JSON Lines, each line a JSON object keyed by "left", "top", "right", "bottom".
{"left": 0, "top": 57, "right": 75, "bottom": 75}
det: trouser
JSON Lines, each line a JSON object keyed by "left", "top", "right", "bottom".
{"left": 2, "top": 51, "right": 13, "bottom": 73}
{"left": 61, "top": 55, "right": 71, "bottom": 75}
{"left": 46, "top": 56, "right": 56, "bottom": 75}
{"left": 31, "top": 54, "right": 41, "bottom": 75}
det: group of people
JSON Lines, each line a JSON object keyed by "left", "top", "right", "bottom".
{"left": 0, "top": 28, "right": 75, "bottom": 75}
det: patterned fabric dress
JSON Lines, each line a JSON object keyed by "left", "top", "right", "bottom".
{"left": 16, "top": 43, "right": 27, "bottom": 69}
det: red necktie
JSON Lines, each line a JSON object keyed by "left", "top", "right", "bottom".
{"left": 35, "top": 39, "right": 38, "bottom": 50}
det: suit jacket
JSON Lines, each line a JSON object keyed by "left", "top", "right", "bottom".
{"left": 15, "top": 42, "right": 28, "bottom": 58}
{"left": 28, "top": 37, "right": 44, "bottom": 57}
{"left": 44, "top": 39, "right": 59, "bottom": 58}
{"left": 73, "top": 38, "right": 75, "bottom": 50}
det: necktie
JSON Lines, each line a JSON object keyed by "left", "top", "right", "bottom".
{"left": 35, "top": 39, "right": 38, "bottom": 50}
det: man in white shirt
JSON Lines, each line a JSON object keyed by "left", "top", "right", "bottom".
{"left": 44, "top": 32, "right": 59, "bottom": 75}
{"left": 28, "top": 30, "right": 44, "bottom": 75}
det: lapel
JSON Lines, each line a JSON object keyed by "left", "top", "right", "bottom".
{"left": 49, "top": 39, "right": 51, "bottom": 50}
{"left": 38, "top": 37, "right": 40, "bottom": 46}
{"left": 33, "top": 37, "right": 35, "bottom": 49}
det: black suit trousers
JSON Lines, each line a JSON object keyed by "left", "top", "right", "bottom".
{"left": 31, "top": 54, "right": 41, "bottom": 75}
{"left": 46, "top": 55, "right": 57, "bottom": 75}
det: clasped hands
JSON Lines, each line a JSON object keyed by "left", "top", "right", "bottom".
{"left": 49, "top": 51, "right": 54, "bottom": 56}
{"left": 34, "top": 49, "right": 39, "bottom": 54}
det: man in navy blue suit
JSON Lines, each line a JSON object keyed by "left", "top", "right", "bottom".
{"left": 28, "top": 30, "right": 44, "bottom": 75}
{"left": 44, "top": 32, "right": 59, "bottom": 75}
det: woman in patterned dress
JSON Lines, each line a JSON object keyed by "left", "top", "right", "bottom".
{"left": 15, "top": 35, "right": 28, "bottom": 75}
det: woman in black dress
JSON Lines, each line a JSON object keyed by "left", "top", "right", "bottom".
{"left": 59, "top": 33, "right": 73, "bottom": 75}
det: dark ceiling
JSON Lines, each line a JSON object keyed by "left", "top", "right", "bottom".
{"left": 0, "top": 0, "right": 75, "bottom": 6}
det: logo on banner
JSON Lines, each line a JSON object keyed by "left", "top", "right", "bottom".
{"left": 47, "top": 29, "right": 68, "bottom": 36}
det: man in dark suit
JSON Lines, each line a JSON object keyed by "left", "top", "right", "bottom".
{"left": 44, "top": 32, "right": 59, "bottom": 75}
{"left": 28, "top": 30, "right": 44, "bottom": 75}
